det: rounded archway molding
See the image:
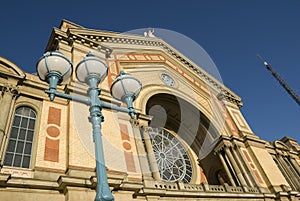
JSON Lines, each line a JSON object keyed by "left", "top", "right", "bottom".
{"left": 135, "top": 84, "right": 226, "bottom": 137}
{"left": 0, "top": 56, "right": 26, "bottom": 79}
{"left": 136, "top": 85, "right": 213, "bottom": 123}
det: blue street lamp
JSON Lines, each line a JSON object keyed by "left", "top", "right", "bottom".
{"left": 36, "top": 51, "right": 142, "bottom": 201}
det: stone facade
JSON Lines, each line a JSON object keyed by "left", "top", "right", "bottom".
{"left": 0, "top": 20, "right": 299, "bottom": 201}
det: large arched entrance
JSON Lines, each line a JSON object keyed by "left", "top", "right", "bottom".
{"left": 145, "top": 93, "right": 226, "bottom": 184}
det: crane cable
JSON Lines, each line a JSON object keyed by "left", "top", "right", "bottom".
{"left": 257, "top": 54, "right": 300, "bottom": 106}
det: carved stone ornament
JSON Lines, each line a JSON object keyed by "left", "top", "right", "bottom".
{"left": 1, "top": 85, "right": 20, "bottom": 97}
{"left": 161, "top": 73, "right": 175, "bottom": 87}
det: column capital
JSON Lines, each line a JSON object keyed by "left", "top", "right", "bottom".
{"left": 140, "top": 126, "right": 151, "bottom": 140}
{"left": 275, "top": 149, "right": 289, "bottom": 157}
{"left": 130, "top": 118, "right": 140, "bottom": 127}
{"left": 1, "top": 84, "right": 20, "bottom": 97}
{"left": 214, "top": 140, "right": 233, "bottom": 153}
{"left": 132, "top": 113, "right": 152, "bottom": 127}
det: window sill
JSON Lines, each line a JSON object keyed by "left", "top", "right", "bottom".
{"left": 0, "top": 166, "right": 34, "bottom": 178}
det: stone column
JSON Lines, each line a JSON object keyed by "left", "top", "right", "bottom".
{"left": 231, "top": 146, "right": 254, "bottom": 187}
{"left": 217, "top": 151, "right": 236, "bottom": 186}
{"left": 142, "top": 127, "right": 161, "bottom": 180}
{"left": 0, "top": 85, "right": 19, "bottom": 162}
{"left": 130, "top": 118, "right": 152, "bottom": 179}
{"left": 277, "top": 155, "right": 300, "bottom": 189}
{"left": 224, "top": 147, "right": 247, "bottom": 187}
{"left": 289, "top": 158, "right": 300, "bottom": 176}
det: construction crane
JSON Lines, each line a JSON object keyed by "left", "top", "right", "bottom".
{"left": 257, "top": 54, "right": 300, "bottom": 106}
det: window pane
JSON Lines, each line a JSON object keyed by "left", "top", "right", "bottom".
{"left": 10, "top": 127, "right": 19, "bottom": 139}
{"left": 13, "top": 116, "right": 21, "bottom": 126}
{"left": 149, "top": 128, "right": 193, "bottom": 183}
{"left": 13, "top": 154, "right": 22, "bottom": 167}
{"left": 4, "top": 153, "right": 13, "bottom": 166}
{"left": 19, "top": 129, "right": 26, "bottom": 140}
{"left": 26, "top": 131, "right": 34, "bottom": 142}
{"left": 15, "top": 108, "right": 23, "bottom": 115}
{"left": 29, "top": 110, "right": 36, "bottom": 118}
{"left": 22, "top": 156, "right": 30, "bottom": 168}
{"left": 16, "top": 141, "right": 24, "bottom": 153}
{"left": 20, "top": 118, "right": 28, "bottom": 128}
{"left": 6, "top": 140, "right": 16, "bottom": 152}
{"left": 24, "top": 143, "right": 32, "bottom": 155}
{"left": 22, "top": 107, "right": 30, "bottom": 116}
{"left": 28, "top": 119, "right": 35, "bottom": 130}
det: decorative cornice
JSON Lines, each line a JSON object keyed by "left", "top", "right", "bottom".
{"left": 243, "top": 135, "right": 267, "bottom": 149}
{"left": 46, "top": 24, "right": 243, "bottom": 107}
{"left": 217, "top": 92, "right": 243, "bottom": 108}
{"left": 46, "top": 28, "right": 113, "bottom": 58}
{"left": 214, "top": 136, "right": 232, "bottom": 153}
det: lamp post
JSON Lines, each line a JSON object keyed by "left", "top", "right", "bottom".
{"left": 36, "top": 51, "right": 142, "bottom": 201}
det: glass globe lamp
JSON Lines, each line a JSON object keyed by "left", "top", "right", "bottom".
{"left": 110, "top": 71, "right": 142, "bottom": 103}
{"left": 75, "top": 52, "right": 108, "bottom": 83}
{"left": 36, "top": 51, "right": 73, "bottom": 83}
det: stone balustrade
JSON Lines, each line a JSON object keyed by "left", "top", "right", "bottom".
{"left": 142, "top": 179, "right": 261, "bottom": 194}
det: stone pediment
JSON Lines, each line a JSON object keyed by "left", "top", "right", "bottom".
{"left": 45, "top": 20, "right": 242, "bottom": 107}
{"left": 0, "top": 56, "right": 26, "bottom": 79}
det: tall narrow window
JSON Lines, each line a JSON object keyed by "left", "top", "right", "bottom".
{"left": 4, "top": 107, "right": 36, "bottom": 168}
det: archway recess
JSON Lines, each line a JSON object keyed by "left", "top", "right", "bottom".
{"left": 145, "top": 93, "right": 222, "bottom": 184}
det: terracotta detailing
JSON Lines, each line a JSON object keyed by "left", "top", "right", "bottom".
{"left": 119, "top": 123, "right": 136, "bottom": 172}
{"left": 242, "top": 149, "right": 264, "bottom": 184}
{"left": 44, "top": 107, "right": 61, "bottom": 162}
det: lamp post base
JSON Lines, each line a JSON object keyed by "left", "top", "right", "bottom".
{"left": 95, "top": 194, "right": 114, "bottom": 201}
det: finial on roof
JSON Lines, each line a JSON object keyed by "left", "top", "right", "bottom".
{"left": 144, "top": 28, "right": 155, "bottom": 37}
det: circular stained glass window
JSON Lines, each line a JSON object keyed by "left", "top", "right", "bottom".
{"left": 148, "top": 127, "right": 193, "bottom": 183}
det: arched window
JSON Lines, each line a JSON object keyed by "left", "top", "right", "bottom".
{"left": 4, "top": 107, "right": 36, "bottom": 168}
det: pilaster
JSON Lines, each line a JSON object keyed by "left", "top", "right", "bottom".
{"left": 244, "top": 136, "right": 289, "bottom": 193}
{"left": 0, "top": 85, "right": 19, "bottom": 163}
{"left": 131, "top": 114, "right": 152, "bottom": 180}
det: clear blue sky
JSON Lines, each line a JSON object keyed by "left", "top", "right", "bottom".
{"left": 0, "top": 1, "right": 299, "bottom": 143}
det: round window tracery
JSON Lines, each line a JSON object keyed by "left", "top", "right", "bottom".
{"left": 161, "top": 73, "right": 175, "bottom": 86}
{"left": 148, "top": 127, "right": 192, "bottom": 183}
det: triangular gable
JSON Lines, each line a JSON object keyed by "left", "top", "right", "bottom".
{"left": 59, "top": 19, "right": 83, "bottom": 32}
{"left": 46, "top": 20, "right": 242, "bottom": 107}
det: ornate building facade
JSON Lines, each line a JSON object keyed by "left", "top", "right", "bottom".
{"left": 0, "top": 20, "right": 299, "bottom": 201}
